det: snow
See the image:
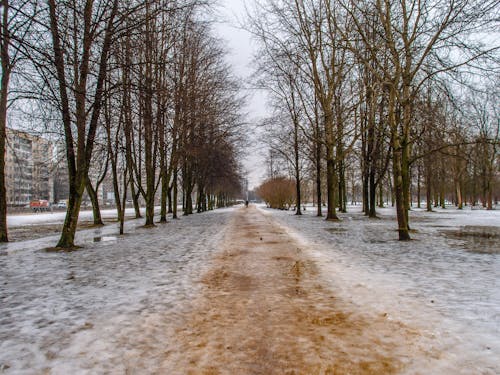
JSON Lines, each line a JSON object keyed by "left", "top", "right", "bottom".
{"left": 1, "top": 203, "right": 499, "bottom": 373}
{"left": 260, "top": 204, "right": 500, "bottom": 374}
{"left": 6, "top": 207, "right": 142, "bottom": 227}
{"left": 0, "top": 208, "right": 234, "bottom": 373}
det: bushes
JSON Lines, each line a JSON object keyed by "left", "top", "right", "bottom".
{"left": 256, "top": 177, "right": 296, "bottom": 210}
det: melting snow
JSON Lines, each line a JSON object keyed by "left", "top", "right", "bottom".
{"left": 0, "top": 208, "right": 233, "bottom": 373}
{"left": 262, "top": 204, "right": 500, "bottom": 374}
{"left": 1, "top": 204, "right": 499, "bottom": 374}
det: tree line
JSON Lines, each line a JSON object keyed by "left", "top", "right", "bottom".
{"left": 0, "top": 0, "right": 245, "bottom": 247}
{"left": 249, "top": 0, "right": 499, "bottom": 240}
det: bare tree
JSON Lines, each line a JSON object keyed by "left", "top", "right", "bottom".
{"left": 342, "top": 0, "right": 499, "bottom": 239}
{"left": 0, "top": 0, "right": 35, "bottom": 242}
{"left": 45, "top": 0, "right": 119, "bottom": 248}
{"left": 0, "top": 0, "right": 12, "bottom": 242}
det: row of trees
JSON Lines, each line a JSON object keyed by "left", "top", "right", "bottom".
{"left": 0, "top": 0, "right": 245, "bottom": 247}
{"left": 249, "top": 0, "right": 499, "bottom": 240}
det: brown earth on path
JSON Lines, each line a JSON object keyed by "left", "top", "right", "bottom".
{"left": 161, "top": 205, "right": 424, "bottom": 374}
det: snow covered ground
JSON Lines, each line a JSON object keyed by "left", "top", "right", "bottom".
{"left": 262, "top": 204, "right": 500, "bottom": 374}
{"left": 1, "top": 204, "right": 499, "bottom": 373}
{"left": 6, "top": 207, "right": 143, "bottom": 228}
{"left": 0, "top": 208, "right": 235, "bottom": 374}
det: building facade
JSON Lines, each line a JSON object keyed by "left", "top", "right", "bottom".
{"left": 5, "top": 129, "right": 54, "bottom": 205}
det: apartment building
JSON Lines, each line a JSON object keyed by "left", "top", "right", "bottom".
{"left": 5, "top": 128, "right": 54, "bottom": 205}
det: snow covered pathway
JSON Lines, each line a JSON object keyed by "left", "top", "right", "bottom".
{"left": 2, "top": 205, "right": 498, "bottom": 374}
{"left": 160, "top": 206, "right": 424, "bottom": 374}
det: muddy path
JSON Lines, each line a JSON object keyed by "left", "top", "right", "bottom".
{"left": 162, "top": 206, "right": 426, "bottom": 374}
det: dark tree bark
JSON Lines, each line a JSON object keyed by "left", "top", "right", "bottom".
{"left": 0, "top": 0, "right": 11, "bottom": 242}
{"left": 172, "top": 168, "right": 178, "bottom": 219}
{"left": 86, "top": 178, "right": 104, "bottom": 226}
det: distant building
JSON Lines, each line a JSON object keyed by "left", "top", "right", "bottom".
{"left": 5, "top": 129, "right": 54, "bottom": 205}
{"left": 52, "top": 142, "right": 70, "bottom": 204}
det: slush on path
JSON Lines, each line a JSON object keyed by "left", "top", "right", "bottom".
{"left": 161, "top": 206, "right": 424, "bottom": 374}
{"left": 1, "top": 205, "right": 499, "bottom": 374}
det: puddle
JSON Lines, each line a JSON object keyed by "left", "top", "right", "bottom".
{"left": 442, "top": 226, "right": 500, "bottom": 253}
{"left": 363, "top": 238, "right": 391, "bottom": 244}
{"left": 93, "top": 236, "right": 118, "bottom": 243}
{"left": 325, "top": 227, "right": 348, "bottom": 233}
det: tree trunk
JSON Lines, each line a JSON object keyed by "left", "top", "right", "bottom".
{"left": 197, "top": 185, "right": 203, "bottom": 213}
{"left": 107, "top": 125, "right": 125, "bottom": 234}
{"left": 352, "top": 175, "right": 357, "bottom": 205}
{"left": 110, "top": 166, "right": 123, "bottom": 234}
{"left": 293, "top": 117, "right": 302, "bottom": 215}
{"left": 325, "top": 155, "right": 339, "bottom": 221}
{"left": 315, "top": 141, "right": 322, "bottom": 217}
{"left": 440, "top": 184, "right": 446, "bottom": 209}
{"left": 378, "top": 183, "right": 384, "bottom": 208}
{"left": 324, "top": 111, "right": 338, "bottom": 221}
{"left": 57, "top": 178, "right": 86, "bottom": 248}
{"left": 456, "top": 179, "right": 463, "bottom": 209}
{"left": 0, "top": 0, "right": 10, "bottom": 242}
{"left": 362, "top": 174, "right": 369, "bottom": 215}
{"left": 185, "top": 185, "right": 193, "bottom": 215}
{"left": 417, "top": 166, "right": 421, "bottom": 209}
{"left": 401, "top": 137, "right": 411, "bottom": 225}
{"left": 389, "top": 176, "right": 395, "bottom": 207}
{"left": 160, "top": 171, "right": 168, "bottom": 222}
{"left": 338, "top": 159, "right": 347, "bottom": 213}
{"left": 486, "top": 180, "right": 493, "bottom": 210}
{"left": 182, "top": 187, "right": 185, "bottom": 211}
{"left": 472, "top": 169, "right": 477, "bottom": 206}
{"left": 167, "top": 184, "right": 173, "bottom": 213}
{"left": 145, "top": 193, "right": 155, "bottom": 226}
{"left": 368, "top": 169, "right": 377, "bottom": 218}
{"left": 393, "top": 146, "right": 410, "bottom": 240}
{"left": 173, "top": 169, "right": 178, "bottom": 219}
{"left": 143, "top": 103, "right": 155, "bottom": 226}
{"left": 0, "top": 39, "right": 9, "bottom": 242}
{"left": 119, "top": 171, "right": 127, "bottom": 235}
{"left": 132, "top": 186, "right": 141, "bottom": 218}
{"left": 0, "top": 115, "right": 7, "bottom": 242}
{"left": 389, "top": 87, "right": 410, "bottom": 240}
{"left": 86, "top": 179, "right": 104, "bottom": 225}
{"left": 426, "top": 169, "right": 433, "bottom": 212}
{"left": 184, "top": 166, "right": 193, "bottom": 215}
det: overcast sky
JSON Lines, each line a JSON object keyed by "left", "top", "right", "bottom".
{"left": 213, "top": 0, "right": 268, "bottom": 190}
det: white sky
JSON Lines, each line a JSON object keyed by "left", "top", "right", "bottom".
{"left": 213, "top": 0, "right": 268, "bottom": 190}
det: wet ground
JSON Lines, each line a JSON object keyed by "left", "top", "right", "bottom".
{"left": 7, "top": 222, "right": 99, "bottom": 242}
{"left": 1, "top": 205, "right": 498, "bottom": 374}
{"left": 7, "top": 217, "right": 140, "bottom": 242}
{"left": 267, "top": 205, "right": 500, "bottom": 374}
{"left": 160, "top": 206, "right": 425, "bottom": 374}
{"left": 441, "top": 226, "right": 500, "bottom": 253}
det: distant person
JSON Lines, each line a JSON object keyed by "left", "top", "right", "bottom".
{"left": 245, "top": 200, "right": 249, "bottom": 208}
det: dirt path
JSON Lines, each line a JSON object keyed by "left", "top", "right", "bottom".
{"left": 162, "top": 206, "right": 424, "bottom": 374}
